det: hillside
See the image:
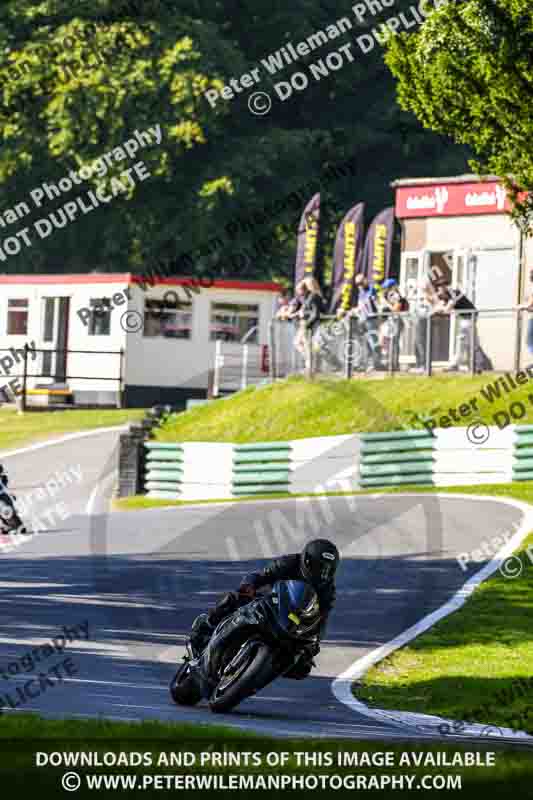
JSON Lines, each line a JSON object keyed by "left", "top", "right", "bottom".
{"left": 155, "top": 375, "right": 531, "bottom": 443}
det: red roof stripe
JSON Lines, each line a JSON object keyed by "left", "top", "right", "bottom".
{"left": 0, "top": 274, "right": 281, "bottom": 292}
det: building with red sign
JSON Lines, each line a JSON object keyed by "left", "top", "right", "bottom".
{"left": 392, "top": 174, "right": 531, "bottom": 369}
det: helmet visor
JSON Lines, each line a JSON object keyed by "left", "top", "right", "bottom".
{"left": 302, "top": 549, "right": 338, "bottom": 584}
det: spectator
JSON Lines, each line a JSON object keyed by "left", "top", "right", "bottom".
{"left": 382, "top": 281, "right": 409, "bottom": 371}
{"left": 518, "top": 269, "right": 533, "bottom": 356}
{"left": 275, "top": 288, "right": 291, "bottom": 320}
{"left": 354, "top": 274, "right": 383, "bottom": 371}
{"left": 299, "top": 277, "right": 323, "bottom": 372}
{"left": 410, "top": 275, "right": 439, "bottom": 373}
{"left": 434, "top": 285, "right": 481, "bottom": 372}
{"left": 276, "top": 283, "right": 305, "bottom": 371}
{"left": 283, "top": 279, "right": 321, "bottom": 371}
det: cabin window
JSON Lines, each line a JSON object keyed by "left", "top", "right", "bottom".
{"left": 88, "top": 298, "right": 111, "bottom": 336}
{"left": 7, "top": 298, "right": 28, "bottom": 335}
{"left": 209, "top": 303, "right": 259, "bottom": 343}
{"left": 143, "top": 298, "right": 193, "bottom": 339}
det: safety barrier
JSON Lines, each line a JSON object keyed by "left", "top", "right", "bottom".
{"left": 144, "top": 441, "right": 234, "bottom": 500}
{"left": 359, "top": 430, "right": 435, "bottom": 488}
{"left": 143, "top": 435, "right": 359, "bottom": 500}
{"left": 513, "top": 425, "right": 533, "bottom": 481}
{"left": 144, "top": 442, "right": 184, "bottom": 498}
{"left": 143, "top": 426, "right": 531, "bottom": 501}
{"left": 360, "top": 426, "right": 515, "bottom": 488}
{"left": 233, "top": 443, "right": 292, "bottom": 495}
{"left": 289, "top": 435, "right": 359, "bottom": 494}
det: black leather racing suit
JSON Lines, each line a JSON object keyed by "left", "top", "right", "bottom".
{"left": 206, "top": 554, "right": 336, "bottom": 678}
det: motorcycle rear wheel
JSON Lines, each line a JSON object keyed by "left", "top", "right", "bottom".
{"left": 209, "top": 643, "right": 272, "bottom": 714}
{"left": 170, "top": 662, "right": 202, "bottom": 706}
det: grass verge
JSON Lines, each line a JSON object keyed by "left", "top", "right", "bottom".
{"left": 154, "top": 374, "right": 533, "bottom": 443}
{"left": 0, "top": 407, "right": 144, "bottom": 452}
{"left": 355, "top": 482, "right": 533, "bottom": 735}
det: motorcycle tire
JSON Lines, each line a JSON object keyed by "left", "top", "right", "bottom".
{"left": 209, "top": 643, "right": 273, "bottom": 714}
{"left": 170, "top": 662, "right": 202, "bottom": 706}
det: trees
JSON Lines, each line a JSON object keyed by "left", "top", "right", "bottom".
{"left": 386, "top": 0, "right": 533, "bottom": 232}
{"left": 0, "top": 1, "right": 469, "bottom": 279}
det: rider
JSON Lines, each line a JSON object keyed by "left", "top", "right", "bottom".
{"left": 190, "top": 539, "right": 340, "bottom": 678}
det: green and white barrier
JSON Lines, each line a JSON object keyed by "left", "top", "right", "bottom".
{"left": 144, "top": 425, "right": 532, "bottom": 501}
{"left": 513, "top": 425, "right": 533, "bottom": 481}
{"left": 360, "top": 431, "right": 435, "bottom": 488}
{"left": 144, "top": 442, "right": 234, "bottom": 500}
{"left": 233, "top": 443, "right": 292, "bottom": 495}
{"left": 145, "top": 443, "right": 184, "bottom": 498}
{"left": 289, "top": 435, "right": 359, "bottom": 494}
{"left": 360, "top": 426, "right": 515, "bottom": 488}
{"left": 144, "top": 435, "right": 359, "bottom": 501}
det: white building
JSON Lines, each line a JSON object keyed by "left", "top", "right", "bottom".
{"left": 393, "top": 174, "right": 532, "bottom": 369}
{"left": 0, "top": 274, "right": 280, "bottom": 406}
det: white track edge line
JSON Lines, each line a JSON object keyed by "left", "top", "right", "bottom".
{"left": 331, "top": 493, "right": 533, "bottom": 741}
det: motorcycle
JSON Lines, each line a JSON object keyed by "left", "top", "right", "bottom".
{"left": 0, "top": 466, "right": 27, "bottom": 536}
{"left": 170, "top": 580, "right": 321, "bottom": 714}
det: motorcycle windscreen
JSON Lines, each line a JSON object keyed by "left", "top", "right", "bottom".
{"left": 275, "top": 580, "right": 320, "bottom": 633}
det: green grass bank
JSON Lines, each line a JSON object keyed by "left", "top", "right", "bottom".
{"left": 0, "top": 407, "right": 144, "bottom": 452}
{"left": 154, "top": 375, "right": 531, "bottom": 443}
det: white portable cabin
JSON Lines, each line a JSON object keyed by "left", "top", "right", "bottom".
{"left": 393, "top": 174, "right": 533, "bottom": 370}
{"left": 0, "top": 274, "right": 280, "bottom": 407}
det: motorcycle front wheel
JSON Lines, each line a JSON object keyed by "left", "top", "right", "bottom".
{"left": 209, "top": 643, "right": 273, "bottom": 714}
{"left": 170, "top": 662, "right": 202, "bottom": 706}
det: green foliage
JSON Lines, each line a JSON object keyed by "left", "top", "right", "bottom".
{"left": 386, "top": 0, "right": 533, "bottom": 233}
{"left": 0, "top": 1, "right": 469, "bottom": 278}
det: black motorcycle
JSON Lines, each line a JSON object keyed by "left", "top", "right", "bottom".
{"left": 170, "top": 580, "right": 320, "bottom": 714}
{"left": 0, "top": 466, "right": 27, "bottom": 536}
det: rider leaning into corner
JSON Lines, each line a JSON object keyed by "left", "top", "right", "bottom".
{"left": 191, "top": 538, "right": 340, "bottom": 679}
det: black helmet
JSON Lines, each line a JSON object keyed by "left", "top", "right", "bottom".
{"left": 301, "top": 539, "right": 339, "bottom": 585}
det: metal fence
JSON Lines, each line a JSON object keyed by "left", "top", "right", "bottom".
{"left": 212, "top": 339, "right": 271, "bottom": 396}
{"left": 268, "top": 308, "right": 533, "bottom": 381}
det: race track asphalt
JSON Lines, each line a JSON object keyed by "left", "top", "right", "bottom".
{"left": 0, "top": 429, "right": 531, "bottom": 745}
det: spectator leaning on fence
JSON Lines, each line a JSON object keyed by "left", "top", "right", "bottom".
{"left": 289, "top": 281, "right": 307, "bottom": 360}
{"left": 381, "top": 279, "right": 409, "bottom": 371}
{"left": 518, "top": 268, "right": 533, "bottom": 356}
{"left": 290, "top": 277, "right": 324, "bottom": 372}
{"left": 410, "top": 275, "right": 440, "bottom": 374}
{"left": 354, "top": 273, "right": 383, "bottom": 372}
{"left": 434, "top": 284, "right": 479, "bottom": 372}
